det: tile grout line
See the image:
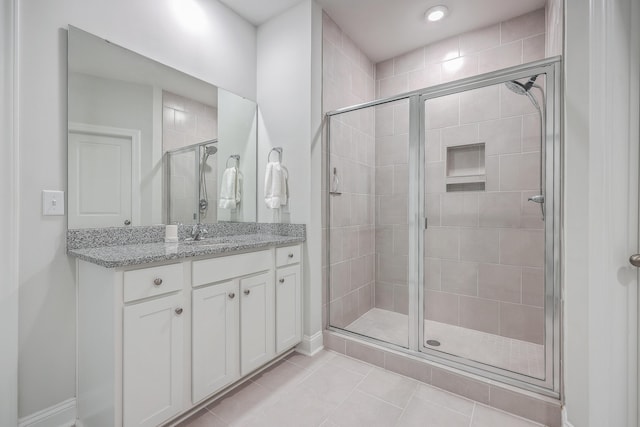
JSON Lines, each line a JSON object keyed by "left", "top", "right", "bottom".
{"left": 322, "top": 361, "right": 373, "bottom": 425}
{"left": 469, "top": 402, "right": 477, "bottom": 427}
{"left": 390, "top": 375, "right": 419, "bottom": 427}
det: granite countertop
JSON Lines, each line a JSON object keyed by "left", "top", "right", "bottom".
{"left": 68, "top": 233, "right": 305, "bottom": 268}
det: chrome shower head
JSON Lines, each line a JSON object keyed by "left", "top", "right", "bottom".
{"left": 505, "top": 75, "right": 538, "bottom": 95}
{"left": 505, "top": 80, "right": 529, "bottom": 95}
{"left": 205, "top": 145, "right": 217, "bottom": 156}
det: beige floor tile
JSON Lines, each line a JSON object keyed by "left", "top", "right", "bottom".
{"left": 175, "top": 409, "right": 228, "bottom": 427}
{"left": 413, "top": 383, "right": 476, "bottom": 416}
{"left": 325, "top": 353, "right": 374, "bottom": 376}
{"left": 471, "top": 404, "right": 546, "bottom": 427}
{"left": 396, "top": 396, "right": 471, "bottom": 427}
{"left": 328, "top": 390, "right": 403, "bottom": 427}
{"left": 296, "top": 362, "right": 366, "bottom": 406}
{"left": 251, "top": 386, "right": 333, "bottom": 427}
{"left": 357, "top": 367, "right": 418, "bottom": 408}
{"left": 206, "top": 381, "right": 277, "bottom": 424}
{"left": 185, "top": 349, "right": 544, "bottom": 427}
{"left": 286, "top": 349, "right": 335, "bottom": 371}
{"left": 250, "top": 359, "right": 311, "bottom": 392}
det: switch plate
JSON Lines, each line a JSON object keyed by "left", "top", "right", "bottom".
{"left": 42, "top": 190, "right": 65, "bottom": 216}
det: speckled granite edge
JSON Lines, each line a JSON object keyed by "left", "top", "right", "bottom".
{"left": 256, "top": 223, "right": 305, "bottom": 238}
{"left": 67, "top": 222, "right": 304, "bottom": 250}
{"left": 68, "top": 234, "right": 305, "bottom": 268}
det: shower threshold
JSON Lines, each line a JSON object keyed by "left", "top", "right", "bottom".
{"left": 345, "top": 308, "right": 544, "bottom": 379}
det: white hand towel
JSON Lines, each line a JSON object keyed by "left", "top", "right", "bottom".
{"left": 218, "top": 167, "right": 242, "bottom": 209}
{"left": 264, "top": 161, "right": 288, "bottom": 209}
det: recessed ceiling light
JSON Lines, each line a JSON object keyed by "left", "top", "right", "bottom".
{"left": 425, "top": 5, "right": 449, "bottom": 22}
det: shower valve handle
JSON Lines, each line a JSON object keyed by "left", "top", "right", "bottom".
{"left": 528, "top": 195, "right": 545, "bottom": 204}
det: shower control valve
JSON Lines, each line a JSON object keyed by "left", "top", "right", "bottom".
{"left": 528, "top": 195, "right": 545, "bottom": 204}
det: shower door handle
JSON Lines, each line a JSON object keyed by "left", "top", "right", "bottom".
{"left": 629, "top": 254, "right": 640, "bottom": 267}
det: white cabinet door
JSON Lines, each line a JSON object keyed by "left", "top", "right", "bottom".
{"left": 240, "top": 272, "right": 274, "bottom": 375}
{"left": 275, "top": 265, "right": 301, "bottom": 353}
{"left": 192, "top": 281, "right": 239, "bottom": 403}
{"left": 123, "top": 293, "right": 184, "bottom": 427}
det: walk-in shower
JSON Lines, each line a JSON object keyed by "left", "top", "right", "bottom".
{"left": 326, "top": 58, "right": 561, "bottom": 395}
{"left": 166, "top": 139, "right": 218, "bottom": 224}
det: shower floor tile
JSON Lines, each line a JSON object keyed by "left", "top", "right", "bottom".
{"left": 177, "top": 350, "right": 547, "bottom": 427}
{"left": 344, "top": 308, "right": 544, "bottom": 379}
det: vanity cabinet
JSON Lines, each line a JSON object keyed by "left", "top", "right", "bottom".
{"left": 191, "top": 250, "right": 275, "bottom": 401}
{"left": 275, "top": 246, "right": 302, "bottom": 353}
{"left": 192, "top": 280, "right": 239, "bottom": 403}
{"left": 76, "top": 243, "right": 302, "bottom": 427}
{"left": 123, "top": 293, "right": 185, "bottom": 427}
{"left": 239, "top": 271, "right": 275, "bottom": 374}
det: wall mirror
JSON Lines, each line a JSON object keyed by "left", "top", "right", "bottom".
{"left": 67, "top": 26, "right": 257, "bottom": 229}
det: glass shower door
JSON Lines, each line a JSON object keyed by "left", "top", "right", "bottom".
{"left": 420, "top": 71, "right": 555, "bottom": 386}
{"left": 327, "top": 98, "right": 411, "bottom": 348}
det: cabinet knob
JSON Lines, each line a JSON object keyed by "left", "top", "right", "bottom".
{"left": 279, "top": 278, "right": 285, "bottom": 283}
{"left": 153, "top": 278, "right": 163, "bottom": 286}
{"left": 228, "top": 292, "right": 235, "bottom": 299}
{"left": 175, "top": 307, "right": 183, "bottom": 315}
{"left": 244, "top": 289, "right": 250, "bottom": 295}
{"left": 288, "top": 253, "right": 294, "bottom": 258}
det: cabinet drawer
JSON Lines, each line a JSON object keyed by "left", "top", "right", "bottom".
{"left": 123, "top": 264, "right": 183, "bottom": 303}
{"left": 276, "top": 245, "right": 300, "bottom": 267}
{"left": 192, "top": 250, "right": 271, "bottom": 287}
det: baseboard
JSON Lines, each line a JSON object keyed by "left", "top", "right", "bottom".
{"left": 295, "top": 331, "right": 323, "bottom": 356}
{"left": 562, "top": 408, "right": 575, "bottom": 427}
{"left": 18, "top": 398, "right": 76, "bottom": 427}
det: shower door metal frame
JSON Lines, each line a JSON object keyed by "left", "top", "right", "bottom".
{"left": 417, "top": 58, "right": 561, "bottom": 397}
{"left": 325, "top": 57, "right": 562, "bottom": 397}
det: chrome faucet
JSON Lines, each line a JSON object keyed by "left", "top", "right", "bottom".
{"left": 191, "top": 223, "right": 208, "bottom": 241}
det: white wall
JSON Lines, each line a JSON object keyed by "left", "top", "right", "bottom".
{"left": 217, "top": 89, "right": 258, "bottom": 222}
{"left": 563, "top": 0, "right": 640, "bottom": 426}
{"left": 1, "top": 0, "right": 18, "bottom": 424}
{"left": 256, "top": 0, "right": 324, "bottom": 352}
{"left": 257, "top": 1, "right": 312, "bottom": 225}
{"left": 17, "top": 0, "right": 256, "bottom": 418}
{"left": 69, "top": 72, "right": 157, "bottom": 226}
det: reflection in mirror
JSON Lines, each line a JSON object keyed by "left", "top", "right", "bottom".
{"left": 67, "top": 26, "right": 257, "bottom": 229}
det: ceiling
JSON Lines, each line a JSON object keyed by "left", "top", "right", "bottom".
{"left": 217, "top": 0, "right": 304, "bottom": 26}
{"left": 220, "top": 0, "right": 546, "bottom": 63}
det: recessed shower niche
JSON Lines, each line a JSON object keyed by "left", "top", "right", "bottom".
{"left": 445, "top": 143, "right": 486, "bottom": 192}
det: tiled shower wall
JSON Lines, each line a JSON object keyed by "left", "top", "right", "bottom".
{"left": 163, "top": 91, "right": 218, "bottom": 224}
{"left": 323, "top": 12, "right": 377, "bottom": 328}
{"left": 162, "top": 90, "right": 218, "bottom": 152}
{"left": 373, "top": 99, "right": 410, "bottom": 315}
{"left": 373, "top": 9, "right": 547, "bottom": 344}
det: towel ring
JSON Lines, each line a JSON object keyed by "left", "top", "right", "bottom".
{"left": 268, "top": 147, "right": 283, "bottom": 163}
{"left": 226, "top": 154, "right": 240, "bottom": 168}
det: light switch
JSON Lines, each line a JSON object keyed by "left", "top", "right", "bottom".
{"left": 42, "top": 190, "right": 65, "bottom": 216}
